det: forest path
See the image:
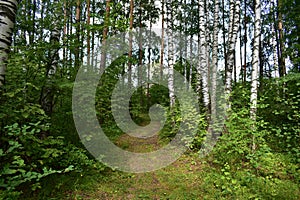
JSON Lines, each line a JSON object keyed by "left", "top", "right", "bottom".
{"left": 114, "top": 120, "right": 163, "bottom": 153}
{"left": 72, "top": 122, "right": 206, "bottom": 199}
{"left": 22, "top": 121, "right": 207, "bottom": 200}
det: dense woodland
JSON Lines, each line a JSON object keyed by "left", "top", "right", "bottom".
{"left": 0, "top": 0, "right": 299, "bottom": 199}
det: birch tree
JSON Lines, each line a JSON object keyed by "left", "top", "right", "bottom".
{"left": 86, "top": 0, "right": 91, "bottom": 66}
{"left": 166, "top": 0, "right": 175, "bottom": 107}
{"left": 40, "top": 0, "right": 61, "bottom": 115}
{"left": 250, "top": 0, "right": 261, "bottom": 151}
{"left": 225, "top": 0, "right": 240, "bottom": 112}
{"left": 211, "top": 0, "right": 219, "bottom": 123}
{"left": 198, "top": 0, "right": 210, "bottom": 110}
{"left": 0, "top": 0, "right": 20, "bottom": 87}
{"left": 160, "top": 0, "right": 165, "bottom": 80}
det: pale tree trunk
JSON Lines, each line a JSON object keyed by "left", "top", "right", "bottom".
{"left": 0, "top": 0, "right": 20, "bottom": 87}
{"left": 222, "top": 0, "right": 228, "bottom": 80}
{"left": 271, "top": 1, "right": 279, "bottom": 78}
{"left": 205, "top": 0, "right": 211, "bottom": 111}
{"left": 63, "top": 0, "right": 67, "bottom": 69}
{"left": 189, "top": 35, "right": 193, "bottom": 90}
{"left": 243, "top": 0, "right": 247, "bottom": 83}
{"left": 68, "top": 4, "right": 73, "bottom": 71}
{"left": 86, "top": 0, "right": 91, "bottom": 66}
{"left": 41, "top": 0, "right": 61, "bottom": 115}
{"left": 198, "top": 0, "right": 209, "bottom": 108}
{"left": 166, "top": 0, "right": 175, "bottom": 107}
{"left": 184, "top": 0, "right": 187, "bottom": 87}
{"left": 138, "top": 2, "right": 143, "bottom": 109}
{"left": 100, "top": 0, "right": 110, "bottom": 74}
{"left": 160, "top": 0, "right": 165, "bottom": 81}
{"left": 250, "top": 0, "right": 261, "bottom": 151}
{"left": 211, "top": 0, "right": 219, "bottom": 127}
{"left": 147, "top": 21, "right": 152, "bottom": 108}
{"left": 225, "top": 0, "right": 240, "bottom": 112}
{"left": 188, "top": 0, "right": 194, "bottom": 90}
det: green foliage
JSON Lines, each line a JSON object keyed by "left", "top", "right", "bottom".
{"left": 0, "top": 122, "right": 103, "bottom": 198}
{"left": 259, "top": 74, "right": 300, "bottom": 162}
{"left": 0, "top": 123, "right": 65, "bottom": 191}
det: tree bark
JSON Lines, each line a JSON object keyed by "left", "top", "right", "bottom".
{"left": 225, "top": 0, "right": 240, "bottom": 112}
{"left": 75, "top": 0, "right": 81, "bottom": 69}
{"left": 211, "top": 0, "right": 219, "bottom": 127}
{"left": 86, "top": 0, "right": 91, "bottom": 66}
{"left": 160, "top": 0, "right": 165, "bottom": 81}
{"left": 166, "top": 0, "right": 175, "bottom": 107}
{"left": 250, "top": 0, "right": 261, "bottom": 151}
{"left": 100, "top": 0, "right": 111, "bottom": 74}
{"left": 40, "top": 0, "right": 61, "bottom": 115}
{"left": 198, "top": 0, "right": 210, "bottom": 109}
{"left": 243, "top": 0, "right": 247, "bottom": 82}
{"left": 0, "top": 0, "right": 20, "bottom": 87}
{"left": 277, "top": 0, "right": 285, "bottom": 77}
{"left": 128, "top": 0, "right": 134, "bottom": 86}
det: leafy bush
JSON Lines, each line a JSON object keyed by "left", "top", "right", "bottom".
{"left": 0, "top": 122, "right": 101, "bottom": 198}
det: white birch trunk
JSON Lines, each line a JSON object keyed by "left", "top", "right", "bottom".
{"left": 0, "top": 0, "right": 19, "bottom": 87}
{"left": 271, "top": 0, "right": 279, "bottom": 78}
{"left": 211, "top": 0, "right": 220, "bottom": 122}
{"left": 250, "top": 0, "right": 261, "bottom": 151}
{"left": 225, "top": 0, "right": 240, "bottom": 111}
{"left": 41, "top": 0, "right": 61, "bottom": 115}
{"left": 198, "top": 0, "right": 209, "bottom": 108}
{"left": 166, "top": 0, "right": 175, "bottom": 107}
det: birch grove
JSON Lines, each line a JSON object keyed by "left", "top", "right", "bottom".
{"left": 1, "top": 0, "right": 299, "bottom": 197}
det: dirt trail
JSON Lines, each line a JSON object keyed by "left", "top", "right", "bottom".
{"left": 114, "top": 121, "right": 164, "bottom": 153}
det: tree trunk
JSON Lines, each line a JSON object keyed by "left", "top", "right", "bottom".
{"left": 86, "top": 0, "right": 91, "bottom": 66}
{"left": 250, "top": 0, "right": 261, "bottom": 151}
{"left": 40, "top": 0, "right": 61, "bottom": 115}
{"left": 198, "top": 0, "right": 209, "bottom": 109}
{"left": 63, "top": 0, "right": 67, "bottom": 70}
{"left": 138, "top": 1, "right": 143, "bottom": 109}
{"left": 243, "top": 0, "right": 247, "bottom": 82}
{"left": 166, "top": 0, "right": 175, "bottom": 107}
{"left": 277, "top": 0, "right": 285, "bottom": 77}
{"left": 271, "top": 0, "right": 279, "bottom": 77}
{"left": 222, "top": 0, "right": 227, "bottom": 82}
{"left": 211, "top": 0, "right": 219, "bottom": 130}
{"left": 128, "top": 0, "right": 134, "bottom": 86}
{"left": 75, "top": 0, "right": 81, "bottom": 69}
{"left": 160, "top": 0, "right": 165, "bottom": 81}
{"left": 0, "top": 0, "right": 20, "bottom": 87}
{"left": 100, "top": 0, "right": 110, "bottom": 74}
{"left": 225, "top": 0, "right": 240, "bottom": 112}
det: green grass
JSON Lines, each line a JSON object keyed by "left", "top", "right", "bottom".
{"left": 15, "top": 126, "right": 300, "bottom": 200}
{"left": 17, "top": 150, "right": 300, "bottom": 200}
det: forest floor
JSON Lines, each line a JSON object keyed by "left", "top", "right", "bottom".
{"left": 21, "top": 121, "right": 300, "bottom": 200}
{"left": 65, "top": 123, "right": 208, "bottom": 200}
{"left": 22, "top": 122, "right": 213, "bottom": 200}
